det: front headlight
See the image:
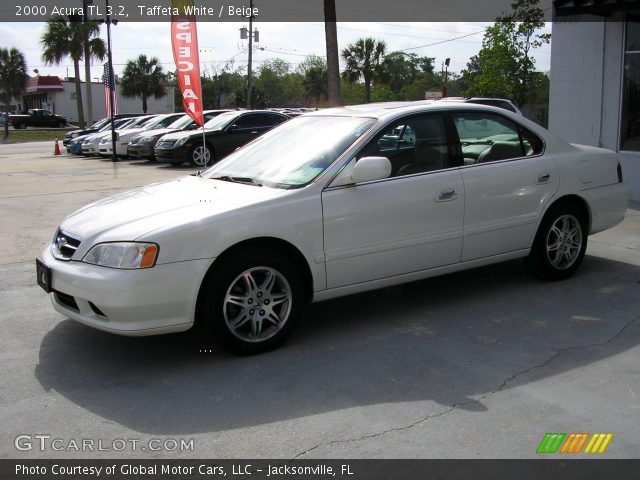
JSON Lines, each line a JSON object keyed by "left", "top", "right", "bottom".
{"left": 71, "top": 132, "right": 79, "bottom": 138}
{"left": 82, "top": 242, "right": 158, "bottom": 269}
{"left": 174, "top": 137, "right": 189, "bottom": 147}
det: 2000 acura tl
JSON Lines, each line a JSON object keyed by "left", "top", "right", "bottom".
{"left": 36, "top": 102, "right": 628, "bottom": 354}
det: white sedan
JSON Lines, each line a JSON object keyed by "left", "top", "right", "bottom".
{"left": 37, "top": 102, "right": 628, "bottom": 354}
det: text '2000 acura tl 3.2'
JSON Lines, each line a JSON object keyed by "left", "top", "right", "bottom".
{"left": 36, "top": 102, "right": 629, "bottom": 354}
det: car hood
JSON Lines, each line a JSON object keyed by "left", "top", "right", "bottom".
{"left": 117, "top": 127, "right": 146, "bottom": 140}
{"left": 60, "top": 175, "right": 283, "bottom": 243}
{"left": 138, "top": 127, "right": 178, "bottom": 138}
{"left": 160, "top": 128, "right": 218, "bottom": 142}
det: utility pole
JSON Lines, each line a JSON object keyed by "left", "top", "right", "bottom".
{"left": 240, "top": 0, "right": 259, "bottom": 109}
{"left": 441, "top": 58, "right": 450, "bottom": 98}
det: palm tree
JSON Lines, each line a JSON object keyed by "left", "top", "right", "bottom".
{"left": 341, "top": 38, "right": 387, "bottom": 103}
{"left": 41, "top": 15, "right": 106, "bottom": 128}
{"left": 0, "top": 47, "right": 29, "bottom": 138}
{"left": 324, "top": 0, "right": 341, "bottom": 106}
{"left": 120, "top": 55, "right": 168, "bottom": 113}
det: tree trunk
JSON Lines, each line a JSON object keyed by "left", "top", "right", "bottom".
{"left": 142, "top": 95, "right": 148, "bottom": 114}
{"left": 73, "top": 60, "right": 85, "bottom": 128}
{"left": 363, "top": 73, "right": 371, "bottom": 103}
{"left": 4, "top": 105, "right": 9, "bottom": 139}
{"left": 324, "top": 0, "right": 341, "bottom": 106}
{"left": 84, "top": 42, "right": 93, "bottom": 126}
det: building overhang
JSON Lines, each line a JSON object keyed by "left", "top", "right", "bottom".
{"left": 554, "top": 0, "right": 640, "bottom": 17}
{"left": 25, "top": 76, "right": 64, "bottom": 94}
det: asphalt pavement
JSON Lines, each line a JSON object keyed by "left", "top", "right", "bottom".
{"left": 0, "top": 142, "right": 638, "bottom": 459}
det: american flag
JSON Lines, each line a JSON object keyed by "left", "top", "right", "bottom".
{"left": 102, "top": 63, "right": 118, "bottom": 115}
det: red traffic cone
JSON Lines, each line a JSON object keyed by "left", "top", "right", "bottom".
{"left": 53, "top": 139, "right": 61, "bottom": 156}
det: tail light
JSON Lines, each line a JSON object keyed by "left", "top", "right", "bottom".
{"left": 617, "top": 161, "right": 623, "bottom": 183}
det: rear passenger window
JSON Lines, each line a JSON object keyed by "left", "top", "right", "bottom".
{"left": 452, "top": 112, "right": 543, "bottom": 165}
{"left": 359, "top": 114, "right": 450, "bottom": 177}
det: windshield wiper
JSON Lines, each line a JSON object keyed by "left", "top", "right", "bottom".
{"left": 211, "top": 175, "right": 262, "bottom": 187}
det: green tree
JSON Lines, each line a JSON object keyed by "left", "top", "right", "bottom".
{"left": 380, "top": 51, "right": 435, "bottom": 95}
{"left": 120, "top": 55, "right": 168, "bottom": 113}
{"left": 41, "top": 15, "right": 106, "bottom": 127}
{"left": 466, "top": 0, "right": 550, "bottom": 107}
{"left": 0, "top": 47, "right": 28, "bottom": 138}
{"left": 341, "top": 38, "right": 387, "bottom": 103}
{"left": 297, "top": 55, "right": 327, "bottom": 105}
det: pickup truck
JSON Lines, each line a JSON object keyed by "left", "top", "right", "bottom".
{"left": 10, "top": 109, "right": 68, "bottom": 129}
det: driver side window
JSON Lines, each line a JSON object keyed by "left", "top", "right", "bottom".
{"left": 358, "top": 114, "right": 450, "bottom": 178}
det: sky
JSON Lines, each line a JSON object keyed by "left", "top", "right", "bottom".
{"left": 0, "top": 21, "right": 552, "bottom": 82}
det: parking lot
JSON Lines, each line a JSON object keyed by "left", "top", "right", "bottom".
{"left": 1, "top": 141, "right": 639, "bottom": 459}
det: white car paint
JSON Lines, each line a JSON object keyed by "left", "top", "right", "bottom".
{"left": 39, "top": 102, "right": 628, "bottom": 341}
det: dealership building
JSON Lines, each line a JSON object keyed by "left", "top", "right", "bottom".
{"left": 550, "top": 0, "right": 640, "bottom": 201}
{"left": 16, "top": 75, "right": 175, "bottom": 124}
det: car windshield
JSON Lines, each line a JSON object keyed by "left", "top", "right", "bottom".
{"left": 142, "top": 115, "right": 176, "bottom": 130}
{"left": 203, "top": 116, "right": 376, "bottom": 188}
{"left": 124, "top": 116, "right": 154, "bottom": 129}
{"left": 166, "top": 114, "right": 191, "bottom": 129}
{"left": 203, "top": 111, "right": 241, "bottom": 130}
{"left": 91, "top": 118, "right": 110, "bottom": 129}
{"left": 98, "top": 118, "right": 131, "bottom": 132}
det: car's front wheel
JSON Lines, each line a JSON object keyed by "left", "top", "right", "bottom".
{"left": 198, "top": 248, "right": 302, "bottom": 354}
{"left": 525, "top": 204, "right": 588, "bottom": 280}
{"left": 188, "top": 143, "right": 213, "bottom": 168}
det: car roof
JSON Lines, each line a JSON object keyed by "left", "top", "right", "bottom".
{"left": 302, "top": 101, "right": 520, "bottom": 122}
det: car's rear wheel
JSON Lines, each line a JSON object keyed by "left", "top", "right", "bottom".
{"left": 58, "top": 121, "right": 65, "bottom": 128}
{"left": 525, "top": 204, "right": 588, "bottom": 280}
{"left": 19, "top": 122, "right": 26, "bottom": 130}
{"left": 188, "top": 143, "right": 213, "bottom": 168}
{"left": 197, "top": 248, "right": 302, "bottom": 354}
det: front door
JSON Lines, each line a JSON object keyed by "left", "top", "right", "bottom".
{"left": 322, "top": 113, "right": 465, "bottom": 289}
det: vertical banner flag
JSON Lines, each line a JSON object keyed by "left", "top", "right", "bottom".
{"left": 102, "top": 62, "right": 118, "bottom": 115}
{"left": 171, "top": 0, "right": 204, "bottom": 126}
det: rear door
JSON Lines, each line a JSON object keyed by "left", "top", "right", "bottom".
{"left": 452, "top": 111, "right": 558, "bottom": 261}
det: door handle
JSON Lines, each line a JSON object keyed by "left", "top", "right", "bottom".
{"left": 437, "top": 188, "right": 456, "bottom": 201}
{"left": 537, "top": 172, "right": 551, "bottom": 184}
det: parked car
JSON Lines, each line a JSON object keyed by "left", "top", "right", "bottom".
{"left": 10, "top": 109, "right": 67, "bottom": 129}
{"left": 37, "top": 102, "right": 628, "bottom": 354}
{"left": 63, "top": 114, "right": 145, "bottom": 146}
{"left": 67, "top": 118, "right": 135, "bottom": 155}
{"left": 98, "top": 113, "right": 183, "bottom": 158}
{"left": 0, "top": 112, "right": 6, "bottom": 126}
{"left": 438, "top": 97, "right": 522, "bottom": 115}
{"left": 128, "top": 110, "right": 230, "bottom": 161}
{"left": 154, "top": 110, "right": 288, "bottom": 167}
{"left": 81, "top": 116, "right": 155, "bottom": 156}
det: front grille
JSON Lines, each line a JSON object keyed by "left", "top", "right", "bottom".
{"left": 52, "top": 229, "right": 81, "bottom": 260}
{"left": 89, "top": 302, "right": 106, "bottom": 317}
{"left": 54, "top": 291, "right": 79, "bottom": 311}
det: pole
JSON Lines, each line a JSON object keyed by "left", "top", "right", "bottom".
{"left": 246, "top": 0, "right": 253, "bottom": 109}
{"left": 105, "top": 0, "right": 117, "bottom": 162}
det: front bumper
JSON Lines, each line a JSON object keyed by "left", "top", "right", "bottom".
{"left": 128, "top": 143, "right": 154, "bottom": 159}
{"left": 155, "top": 146, "right": 189, "bottom": 164}
{"left": 39, "top": 246, "right": 214, "bottom": 336}
{"left": 82, "top": 144, "right": 99, "bottom": 155}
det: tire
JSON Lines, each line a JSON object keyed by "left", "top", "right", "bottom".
{"left": 58, "top": 121, "right": 65, "bottom": 128}
{"left": 197, "top": 248, "right": 303, "bottom": 355}
{"left": 525, "top": 204, "right": 588, "bottom": 280}
{"left": 19, "top": 122, "right": 27, "bottom": 130}
{"left": 188, "top": 143, "right": 213, "bottom": 168}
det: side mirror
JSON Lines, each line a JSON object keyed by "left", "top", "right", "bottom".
{"left": 350, "top": 156, "right": 392, "bottom": 184}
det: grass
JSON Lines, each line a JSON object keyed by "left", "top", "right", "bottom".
{"left": 0, "top": 129, "right": 73, "bottom": 144}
